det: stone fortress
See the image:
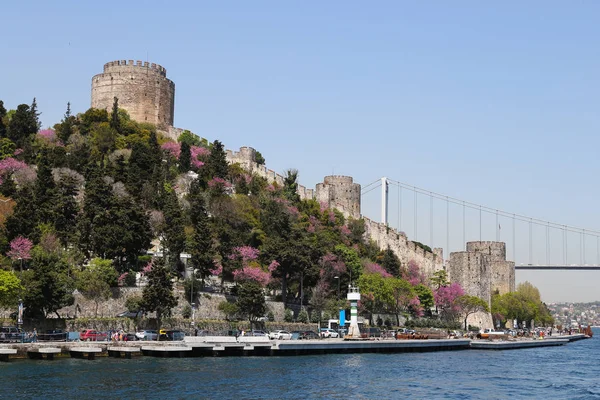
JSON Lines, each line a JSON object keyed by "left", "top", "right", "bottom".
{"left": 91, "top": 60, "right": 175, "bottom": 129}
{"left": 91, "top": 60, "right": 515, "bottom": 329}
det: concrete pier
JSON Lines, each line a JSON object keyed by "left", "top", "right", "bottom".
{"left": 27, "top": 347, "right": 62, "bottom": 360}
{"left": 471, "top": 339, "right": 568, "bottom": 350}
{"left": 69, "top": 347, "right": 102, "bottom": 360}
{"left": 107, "top": 346, "right": 141, "bottom": 359}
{"left": 141, "top": 346, "right": 192, "bottom": 358}
{"left": 0, "top": 348, "right": 17, "bottom": 362}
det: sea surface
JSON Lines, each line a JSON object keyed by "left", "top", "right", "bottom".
{"left": 1, "top": 330, "right": 598, "bottom": 400}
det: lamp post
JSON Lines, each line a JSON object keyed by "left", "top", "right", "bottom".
{"left": 334, "top": 276, "right": 340, "bottom": 300}
{"left": 18, "top": 257, "right": 22, "bottom": 274}
{"left": 191, "top": 302, "right": 196, "bottom": 326}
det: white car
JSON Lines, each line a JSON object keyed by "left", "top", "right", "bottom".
{"left": 320, "top": 329, "right": 339, "bottom": 338}
{"left": 268, "top": 330, "right": 292, "bottom": 340}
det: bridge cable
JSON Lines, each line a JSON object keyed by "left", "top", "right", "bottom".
{"left": 430, "top": 193, "right": 434, "bottom": 249}
{"left": 360, "top": 182, "right": 381, "bottom": 197}
{"left": 386, "top": 179, "right": 600, "bottom": 237}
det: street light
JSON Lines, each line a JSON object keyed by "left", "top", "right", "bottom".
{"left": 18, "top": 257, "right": 22, "bottom": 274}
{"left": 334, "top": 276, "right": 340, "bottom": 300}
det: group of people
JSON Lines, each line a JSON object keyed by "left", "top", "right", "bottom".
{"left": 109, "top": 330, "right": 129, "bottom": 341}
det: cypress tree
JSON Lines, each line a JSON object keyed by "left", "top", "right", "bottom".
{"left": 110, "top": 97, "right": 120, "bottom": 133}
{"left": 0, "top": 100, "right": 6, "bottom": 138}
{"left": 179, "top": 141, "right": 191, "bottom": 173}
{"left": 141, "top": 257, "right": 178, "bottom": 327}
{"left": 189, "top": 179, "right": 214, "bottom": 285}
{"left": 34, "top": 149, "right": 57, "bottom": 225}
{"left": 205, "top": 140, "right": 228, "bottom": 180}
{"left": 8, "top": 104, "right": 36, "bottom": 148}
{"left": 30, "top": 97, "right": 41, "bottom": 131}
{"left": 162, "top": 184, "right": 186, "bottom": 271}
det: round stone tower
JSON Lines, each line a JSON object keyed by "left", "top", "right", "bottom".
{"left": 91, "top": 60, "right": 175, "bottom": 128}
{"left": 315, "top": 176, "right": 361, "bottom": 219}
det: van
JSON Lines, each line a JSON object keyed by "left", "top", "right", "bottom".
{"left": 0, "top": 326, "right": 21, "bottom": 343}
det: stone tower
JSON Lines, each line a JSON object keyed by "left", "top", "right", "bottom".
{"left": 315, "top": 176, "right": 361, "bottom": 219}
{"left": 447, "top": 241, "right": 516, "bottom": 330}
{"left": 91, "top": 60, "right": 175, "bottom": 128}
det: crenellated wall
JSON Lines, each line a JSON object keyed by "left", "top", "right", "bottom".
{"left": 363, "top": 216, "right": 444, "bottom": 279}
{"left": 91, "top": 59, "right": 175, "bottom": 129}
{"left": 225, "top": 147, "right": 315, "bottom": 200}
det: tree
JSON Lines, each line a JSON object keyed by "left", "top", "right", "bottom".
{"left": 55, "top": 102, "right": 75, "bottom": 143}
{"left": 8, "top": 104, "right": 37, "bottom": 149}
{"left": 283, "top": 169, "right": 300, "bottom": 204}
{"left": 76, "top": 258, "right": 118, "bottom": 317}
{"left": 218, "top": 301, "right": 239, "bottom": 320}
{"left": 457, "top": 295, "right": 489, "bottom": 330}
{"left": 34, "top": 149, "right": 57, "bottom": 226}
{"left": 0, "top": 100, "right": 7, "bottom": 138}
{"left": 434, "top": 282, "right": 465, "bottom": 322}
{"left": 110, "top": 97, "right": 121, "bottom": 133}
{"left": 179, "top": 141, "right": 191, "bottom": 173}
{"left": 0, "top": 270, "right": 23, "bottom": 308}
{"left": 188, "top": 179, "right": 214, "bottom": 284}
{"left": 414, "top": 284, "right": 434, "bottom": 313}
{"left": 141, "top": 258, "right": 178, "bottom": 326}
{"left": 205, "top": 140, "right": 228, "bottom": 180}
{"left": 22, "top": 246, "right": 74, "bottom": 318}
{"left": 6, "top": 236, "right": 33, "bottom": 264}
{"left": 53, "top": 168, "right": 83, "bottom": 245}
{"left": 431, "top": 270, "right": 449, "bottom": 289}
{"left": 161, "top": 184, "right": 186, "bottom": 271}
{"left": 379, "top": 246, "right": 402, "bottom": 277}
{"left": 30, "top": 98, "right": 41, "bottom": 131}
{"left": 236, "top": 281, "right": 266, "bottom": 328}
{"left": 5, "top": 186, "right": 37, "bottom": 241}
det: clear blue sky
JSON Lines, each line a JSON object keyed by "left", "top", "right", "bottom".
{"left": 2, "top": 1, "right": 600, "bottom": 302}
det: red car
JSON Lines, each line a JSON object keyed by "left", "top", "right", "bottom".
{"left": 80, "top": 329, "right": 107, "bottom": 342}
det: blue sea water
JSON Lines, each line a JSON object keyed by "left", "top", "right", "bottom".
{"left": 1, "top": 331, "right": 598, "bottom": 400}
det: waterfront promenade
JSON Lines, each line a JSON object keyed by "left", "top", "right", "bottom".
{"left": 0, "top": 333, "right": 588, "bottom": 361}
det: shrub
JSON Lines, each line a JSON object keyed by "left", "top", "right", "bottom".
{"left": 310, "top": 311, "right": 320, "bottom": 323}
{"left": 284, "top": 308, "right": 293, "bottom": 322}
{"left": 124, "top": 270, "right": 137, "bottom": 287}
{"left": 182, "top": 304, "right": 192, "bottom": 319}
{"left": 297, "top": 309, "right": 309, "bottom": 323}
{"left": 218, "top": 301, "right": 239, "bottom": 321}
{"left": 267, "top": 310, "right": 275, "bottom": 322}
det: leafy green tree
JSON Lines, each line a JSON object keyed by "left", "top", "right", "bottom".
{"left": 0, "top": 270, "right": 23, "bottom": 308}
{"left": 76, "top": 258, "right": 118, "bottom": 317}
{"left": 0, "top": 138, "right": 16, "bottom": 160}
{"left": 22, "top": 246, "right": 74, "bottom": 318}
{"left": 414, "top": 283, "right": 434, "bottom": 312}
{"left": 218, "top": 301, "right": 239, "bottom": 320}
{"left": 125, "top": 295, "right": 143, "bottom": 313}
{"left": 379, "top": 246, "right": 402, "bottom": 277}
{"left": 457, "top": 295, "right": 489, "bottom": 330}
{"left": 141, "top": 257, "right": 178, "bottom": 326}
{"left": 431, "top": 270, "right": 450, "bottom": 289}
{"left": 179, "top": 141, "right": 191, "bottom": 173}
{"left": 284, "top": 308, "right": 293, "bottom": 322}
{"left": 236, "top": 281, "right": 266, "bottom": 328}
{"left": 177, "top": 130, "right": 201, "bottom": 147}
{"left": 254, "top": 150, "right": 265, "bottom": 165}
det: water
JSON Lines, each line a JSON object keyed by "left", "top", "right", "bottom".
{"left": 1, "top": 332, "right": 599, "bottom": 399}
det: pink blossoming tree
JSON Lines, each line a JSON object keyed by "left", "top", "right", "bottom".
{"left": 6, "top": 236, "right": 33, "bottom": 261}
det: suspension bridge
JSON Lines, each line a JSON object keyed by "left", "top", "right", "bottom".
{"left": 360, "top": 177, "right": 600, "bottom": 271}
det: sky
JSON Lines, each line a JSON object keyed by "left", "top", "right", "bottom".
{"left": 2, "top": 1, "right": 600, "bottom": 303}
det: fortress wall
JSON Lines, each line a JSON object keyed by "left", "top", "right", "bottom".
{"left": 363, "top": 217, "right": 444, "bottom": 279}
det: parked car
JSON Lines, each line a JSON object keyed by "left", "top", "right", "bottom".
{"left": 0, "top": 326, "right": 21, "bottom": 343}
{"left": 268, "top": 330, "right": 292, "bottom": 340}
{"left": 38, "top": 329, "right": 68, "bottom": 342}
{"left": 319, "top": 328, "right": 339, "bottom": 338}
{"left": 159, "top": 330, "right": 185, "bottom": 341}
{"left": 125, "top": 333, "right": 137, "bottom": 341}
{"left": 249, "top": 330, "right": 267, "bottom": 336}
{"left": 367, "top": 327, "right": 381, "bottom": 338}
{"left": 80, "top": 329, "right": 108, "bottom": 342}
{"left": 299, "top": 331, "right": 320, "bottom": 340}
{"left": 135, "top": 330, "right": 158, "bottom": 341}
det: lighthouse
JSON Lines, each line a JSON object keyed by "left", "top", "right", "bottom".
{"left": 346, "top": 285, "right": 361, "bottom": 339}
